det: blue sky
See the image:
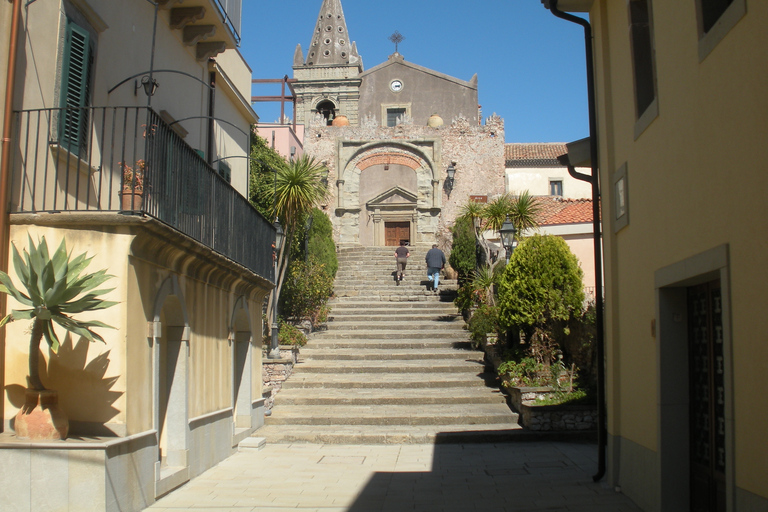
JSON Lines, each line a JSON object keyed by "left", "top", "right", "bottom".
{"left": 239, "top": 1, "right": 589, "bottom": 143}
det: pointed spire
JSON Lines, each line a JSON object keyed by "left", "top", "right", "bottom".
{"left": 294, "top": 44, "right": 304, "bottom": 67}
{"left": 305, "top": 0, "right": 354, "bottom": 67}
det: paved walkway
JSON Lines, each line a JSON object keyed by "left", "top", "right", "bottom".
{"left": 147, "top": 441, "right": 642, "bottom": 511}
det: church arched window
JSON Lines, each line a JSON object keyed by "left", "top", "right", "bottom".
{"left": 316, "top": 100, "right": 336, "bottom": 126}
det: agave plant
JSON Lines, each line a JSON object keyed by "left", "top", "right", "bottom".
{"left": 0, "top": 237, "right": 117, "bottom": 391}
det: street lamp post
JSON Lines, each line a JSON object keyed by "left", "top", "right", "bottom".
{"left": 269, "top": 219, "right": 284, "bottom": 359}
{"left": 499, "top": 215, "right": 517, "bottom": 263}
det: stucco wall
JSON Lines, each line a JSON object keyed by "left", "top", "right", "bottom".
{"left": 358, "top": 55, "right": 479, "bottom": 127}
{"left": 591, "top": 0, "right": 768, "bottom": 505}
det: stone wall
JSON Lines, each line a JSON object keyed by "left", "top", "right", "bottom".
{"left": 304, "top": 114, "right": 505, "bottom": 244}
{"left": 262, "top": 346, "right": 299, "bottom": 411}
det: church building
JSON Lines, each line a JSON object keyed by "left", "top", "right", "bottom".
{"left": 292, "top": 0, "right": 505, "bottom": 247}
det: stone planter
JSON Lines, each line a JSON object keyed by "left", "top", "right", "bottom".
{"left": 14, "top": 389, "right": 69, "bottom": 440}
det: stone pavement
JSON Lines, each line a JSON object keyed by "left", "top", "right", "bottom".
{"left": 147, "top": 441, "right": 642, "bottom": 511}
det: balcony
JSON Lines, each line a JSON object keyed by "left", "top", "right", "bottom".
{"left": 159, "top": 0, "right": 242, "bottom": 57}
{"left": 11, "top": 106, "right": 273, "bottom": 283}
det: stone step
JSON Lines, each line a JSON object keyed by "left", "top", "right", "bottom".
{"left": 274, "top": 388, "right": 507, "bottom": 406}
{"left": 321, "top": 321, "right": 465, "bottom": 332}
{"left": 329, "top": 311, "right": 460, "bottom": 320}
{"left": 304, "top": 339, "right": 474, "bottom": 350}
{"left": 281, "top": 373, "right": 493, "bottom": 389}
{"left": 251, "top": 424, "right": 525, "bottom": 444}
{"left": 300, "top": 348, "right": 480, "bottom": 360}
{"left": 329, "top": 302, "right": 458, "bottom": 311}
{"left": 294, "top": 360, "right": 484, "bottom": 374}
{"left": 331, "top": 294, "right": 456, "bottom": 303}
{"left": 265, "top": 404, "right": 517, "bottom": 426}
{"left": 309, "top": 330, "right": 468, "bottom": 340}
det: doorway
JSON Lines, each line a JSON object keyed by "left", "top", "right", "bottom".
{"left": 688, "top": 280, "right": 726, "bottom": 512}
{"left": 384, "top": 221, "right": 410, "bottom": 246}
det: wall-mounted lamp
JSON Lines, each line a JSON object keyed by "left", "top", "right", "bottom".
{"left": 136, "top": 75, "right": 159, "bottom": 97}
{"left": 445, "top": 162, "right": 457, "bottom": 196}
{"left": 290, "top": 146, "right": 296, "bottom": 161}
{"left": 499, "top": 215, "right": 517, "bottom": 263}
{"left": 321, "top": 168, "right": 329, "bottom": 187}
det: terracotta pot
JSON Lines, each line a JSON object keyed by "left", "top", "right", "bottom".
{"left": 121, "top": 191, "right": 143, "bottom": 210}
{"left": 427, "top": 114, "right": 444, "bottom": 128}
{"left": 331, "top": 115, "right": 349, "bottom": 127}
{"left": 14, "top": 389, "right": 69, "bottom": 440}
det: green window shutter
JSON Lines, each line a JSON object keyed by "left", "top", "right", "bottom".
{"left": 59, "top": 21, "right": 93, "bottom": 155}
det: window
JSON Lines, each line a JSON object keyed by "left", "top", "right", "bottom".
{"left": 700, "top": 0, "right": 734, "bottom": 33}
{"left": 696, "top": 0, "right": 746, "bottom": 60}
{"left": 549, "top": 180, "right": 563, "bottom": 196}
{"left": 386, "top": 108, "right": 406, "bottom": 127}
{"left": 629, "top": 0, "right": 657, "bottom": 123}
{"left": 59, "top": 19, "right": 95, "bottom": 156}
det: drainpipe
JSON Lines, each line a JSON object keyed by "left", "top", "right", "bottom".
{"left": 543, "top": 0, "right": 606, "bottom": 482}
{"left": 0, "top": 0, "right": 22, "bottom": 433}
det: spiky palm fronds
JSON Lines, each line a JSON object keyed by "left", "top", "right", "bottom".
{"left": 0, "top": 237, "right": 116, "bottom": 390}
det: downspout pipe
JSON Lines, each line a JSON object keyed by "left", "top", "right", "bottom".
{"left": 544, "top": 0, "right": 606, "bottom": 483}
{"left": 0, "top": 0, "right": 23, "bottom": 433}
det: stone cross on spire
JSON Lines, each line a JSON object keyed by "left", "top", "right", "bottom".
{"left": 297, "top": 0, "right": 360, "bottom": 67}
{"left": 388, "top": 31, "right": 405, "bottom": 54}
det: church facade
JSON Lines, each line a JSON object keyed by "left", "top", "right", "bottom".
{"left": 292, "top": 0, "right": 505, "bottom": 247}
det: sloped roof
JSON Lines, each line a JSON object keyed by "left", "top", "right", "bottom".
{"left": 535, "top": 196, "right": 598, "bottom": 226}
{"left": 505, "top": 143, "right": 567, "bottom": 167}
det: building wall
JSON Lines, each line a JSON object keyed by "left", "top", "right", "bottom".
{"left": 358, "top": 54, "right": 479, "bottom": 127}
{"left": 587, "top": 0, "right": 768, "bottom": 509}
{"left": 506, "top": 165, "right": 592, "bottom": 199}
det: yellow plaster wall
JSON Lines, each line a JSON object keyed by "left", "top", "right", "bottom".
{"left": 595, "top": 0, "right": 768, "bottom": 497}
{"left": 3, "top": 225, "right": 131, "bottom": 433}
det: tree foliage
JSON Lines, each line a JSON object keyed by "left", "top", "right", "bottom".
{"left": 248, "top": 132, "right": 287, "bottom": 219}
{"left": 448, "top": 216, "right": 476, "bottom": 282}
{"left": 498, "top": 234, "right": 584, "bottom": 333}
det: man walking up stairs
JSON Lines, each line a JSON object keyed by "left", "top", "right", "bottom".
{"left": 255, "top": 245, "right": 521, "bottom": 443}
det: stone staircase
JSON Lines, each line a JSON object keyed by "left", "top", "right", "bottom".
{"left": 255, "top": 245, "right": 521, "bottom": 443}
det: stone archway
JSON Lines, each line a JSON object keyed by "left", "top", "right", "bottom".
{"left": 335, "top": 141, "right": 442, "bottom": 246}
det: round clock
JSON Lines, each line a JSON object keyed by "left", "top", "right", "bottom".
{"left": 390, "top": 79, "right": 403, "bottom": 92}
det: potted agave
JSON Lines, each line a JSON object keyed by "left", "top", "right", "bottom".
{"left": 120, "top": 159, "right": 145, "bottom": 210}
{"left": 0, "top": 237, "right": 116, "bottom": 440}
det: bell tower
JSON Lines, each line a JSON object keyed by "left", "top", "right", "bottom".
{"left": 292, "top": 0, "right": 363, "bottom": 126}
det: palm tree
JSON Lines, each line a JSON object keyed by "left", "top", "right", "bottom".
{"left": 267, "top": 155, "right": 329, "bottom": 322}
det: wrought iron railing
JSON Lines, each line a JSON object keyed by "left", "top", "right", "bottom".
{"left": 11, "top": 106, "right": 273, "bottom": 283}
{"left": 213, "top": 0, "right": 242, "bottom": 45}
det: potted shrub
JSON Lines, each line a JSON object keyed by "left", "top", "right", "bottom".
{"left": 120, "top": 159, "right": 145, "bottom": 210}
{"left": 0, "top": 237, "right": 116, "bottom": 440}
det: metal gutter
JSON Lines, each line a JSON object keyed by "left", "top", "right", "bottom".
{"left": 543, "top": 0, "right": 607, "bottom": 482}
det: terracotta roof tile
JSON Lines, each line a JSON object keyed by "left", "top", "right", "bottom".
{"left": 535, "top": 196, "right": 599, "bottom": 225}
{"left": 505, "top": 143, "right": 568, "bottom": 167}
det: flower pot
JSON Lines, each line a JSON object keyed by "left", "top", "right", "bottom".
{"left": 121, "top": 191, "right": 143, "bottom": 210}
{"left": 14, "top": 389, "right": 69, "bottom": 440}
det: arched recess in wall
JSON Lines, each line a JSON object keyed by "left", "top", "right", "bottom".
{"left": 337, "top": 141, "right": 440, "bottom": 246}
{"left": 151, "top": 275, "right": 190, "bottom": 473}
{"left": 230, "top": 295, "right": 253, "bottom": 430}
{"left": 314, "top": 99, "right": 337, "bottom": 126}
{"left": 340, "top": 141, "right": 437, "bottom": 182}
